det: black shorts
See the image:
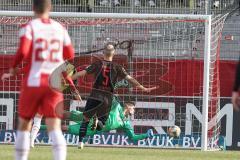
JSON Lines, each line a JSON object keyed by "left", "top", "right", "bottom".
{"left": 83, "top": 90, "right": 113, "bottom": 124}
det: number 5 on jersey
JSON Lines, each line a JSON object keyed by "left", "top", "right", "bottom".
{"left": 102, "top": 67, "right": 110, "bottom": 86}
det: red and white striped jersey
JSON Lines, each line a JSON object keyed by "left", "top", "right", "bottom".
{"left": 13, "top": 18, "right": 74, "bottom": 87}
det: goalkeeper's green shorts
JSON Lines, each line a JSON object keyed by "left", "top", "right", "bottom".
{"left": 68, "top": 123, "right": 81, "bottom": 135}
{"left": 70, "top": 110, "right": 83, "bottom": 123}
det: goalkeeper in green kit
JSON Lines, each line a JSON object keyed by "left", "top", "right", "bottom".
{"left": 66, "top": 97, "right": 153, "bottom": 140}
{"left": 62, "top": 98, "right": 152, "bottom": 141}
{"left": 40, "top": 96, "right": 154, "bottom": 143}
{"left": 40, "top": 80, "right": 154, "bottom": 144}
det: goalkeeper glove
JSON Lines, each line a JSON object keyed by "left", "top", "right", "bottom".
{"left": 146, "top": 129, "right": 154, "bottom": 138}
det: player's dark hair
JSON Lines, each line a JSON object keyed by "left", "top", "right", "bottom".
{"left": 33, "top": 0, "right": 51, "bottom": 14}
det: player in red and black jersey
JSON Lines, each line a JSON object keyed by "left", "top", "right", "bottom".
{"left": 67, "top": 43, "right": 157, "bottom": 149}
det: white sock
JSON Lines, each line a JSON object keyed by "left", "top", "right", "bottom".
{"left": 15, "top": 131, "right": 30, "bottom": 160}
{"left": 30, "top": 117, "right": 42, "bottom": 145}
{"left": 49, "top": 130, "right": 67, "bottom": 160}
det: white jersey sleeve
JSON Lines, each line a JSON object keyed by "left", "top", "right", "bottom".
{"left": 63, "top": 29, "right": 71, "bottom": 46}
{"left": 19, "top": 24, "right": 33, "bottom": 40}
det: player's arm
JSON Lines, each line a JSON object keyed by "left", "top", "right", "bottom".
{"left": 62, "top": 66, "right": 77, "bottom": 90}
{"left": 63, "top": 60, "right": 98, "bottom": 87}
{"left": 62, "top": 70, "right": 86, "bottom": 101}
{"left": 63, "top": 27, "right": 74, "bottom": 61}
{"left": 1, "top": 25, "right": 32, "bottom": 81}
{"left": 123, "top": 122, "right": 154, "bottom": 141}
{"left": 62, "top": 71, "right": 83, "bottom": 101}
{"left": 71, "top": 70, "right": 87, "bottom": 80}
{"left": 117, "top": 66, "right": 157, "bottom": 92}
{"left": 125, "top": 75, "right": 157, "bottom": 93}
{"left": 232, "top": 60, "right": 240, "bottom": 111}
{"left": 71, "top": 61, "right": 98, "bottom": 81}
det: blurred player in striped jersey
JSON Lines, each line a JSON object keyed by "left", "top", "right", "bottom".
{"left": 1, "top": 0, "right": 74, "bottom": 160}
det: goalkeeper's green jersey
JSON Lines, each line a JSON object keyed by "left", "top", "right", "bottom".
{"left": 41, "top": 96, "right": 147, "bottom": 141}
{"left": 68, "top": 96, "right": 148, "bottom": 141}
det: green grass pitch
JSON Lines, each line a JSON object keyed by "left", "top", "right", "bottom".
{"left": 0, "top": 145, "right": 239, "bottom": 160}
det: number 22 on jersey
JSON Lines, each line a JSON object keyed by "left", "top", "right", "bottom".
{"left": 35, "top": 38, "right": 61, "bottom": 62}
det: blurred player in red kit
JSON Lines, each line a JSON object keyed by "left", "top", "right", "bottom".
{"left": 1, "top": 0, "right": 74, "bottom": 160}
{"left": 232, "top": 60, "right": 240, "bottom": 111}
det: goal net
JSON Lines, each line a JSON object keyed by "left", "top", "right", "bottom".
{"left": 0, "top": 11, "right": 227, "bottom": 150}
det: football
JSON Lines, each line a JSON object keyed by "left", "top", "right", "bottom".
{"left": 168, "top": 125, "right": 181, "bottom": 138}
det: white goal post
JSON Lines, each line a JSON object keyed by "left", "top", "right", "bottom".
{"left": 0, "top": 11, "right": 227, "bottom": 151}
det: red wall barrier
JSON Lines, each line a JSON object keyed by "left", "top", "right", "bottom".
{"left": 0, "top": 55, "right": 237, "bottom": 97}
